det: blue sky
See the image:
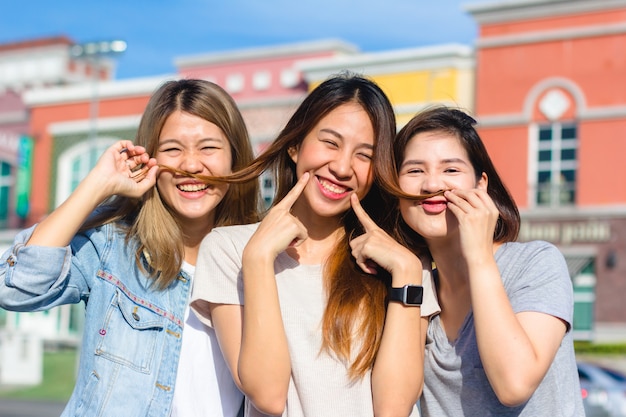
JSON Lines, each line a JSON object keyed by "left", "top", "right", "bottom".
{"left": 0, "top": 0, "right": 479, "bottom": 79}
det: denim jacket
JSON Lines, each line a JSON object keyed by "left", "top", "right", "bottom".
{"left": 0, "top": 223, "right": 190, "bottom": 417}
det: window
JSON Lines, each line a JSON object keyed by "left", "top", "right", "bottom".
{"left": 261, "top": 173, "right": 275, "bottom": 209}
{"left": 226, "top": 73, "right": 244, "bottom": 94}
{"left": 69, "top": 145, "right": 107, "bottom": 193}
{"left": 0, "top": 161, "right": 12, "bottom": 227}
{"left": 56, "top": 139, "right": 115, "bottom": 206}
{"left": 280, "top": 69, "right": 300, "bottom": 88}
{"left": 252, "top": 71, "right": 271, "bottom": 91}
{"left": 536, "top": 122, "right": 577, "bottom": 207}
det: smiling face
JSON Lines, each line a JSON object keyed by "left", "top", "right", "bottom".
{"left": 156, "top": 110, "right": 232, "bottom": 232}
{"left": 398, "top": 130, "right": 487, "bottom": 240}
{"left": 289, "top": 102, "right": 375, "bottom": 221}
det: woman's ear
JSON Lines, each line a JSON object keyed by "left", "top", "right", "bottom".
{"left": 478, "top": 172, "right": 488, "bottom": 190}
{"left": 288, "top": 146, "right": 298, "bottom": 164}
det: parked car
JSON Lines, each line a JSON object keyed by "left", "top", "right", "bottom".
{"left": 578, "top": 362, "right": 626, "bottom": 417}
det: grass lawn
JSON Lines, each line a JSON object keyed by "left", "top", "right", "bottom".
{"left": 0, "top": 349, "right": 76, "bottom": 401}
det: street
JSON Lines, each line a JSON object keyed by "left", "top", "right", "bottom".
{"left": 0, "top": 399, "right": 66, "bottom": 417}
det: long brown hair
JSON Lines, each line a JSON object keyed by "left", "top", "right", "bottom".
{"left": 377, "top": 105, "right": 520, "bottom": 250}
{"left": 217, "top": 72, "right": 396, "bottom": 378}
{"left": 83, "top": 79, "right": 259, "bottom": 288}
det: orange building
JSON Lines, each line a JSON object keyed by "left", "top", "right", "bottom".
{"left": 467, "top": 0, "right": 626, "bottom": 341}
{"left": 0, "top": 36, "right": 114, "bottom": 229}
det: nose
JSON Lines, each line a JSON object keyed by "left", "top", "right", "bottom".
{"left": 328, "top": 150, "right": 352, "bottom": 180}
{"left": 179, "top": 151, "right": 204, "bottom": 174}
{"left": 422, "top": 172, "right": 447, "bottom": 194}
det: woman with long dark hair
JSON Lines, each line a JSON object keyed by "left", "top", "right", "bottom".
{"left": 191, "top": 73, "right": 439, "bottom": 417}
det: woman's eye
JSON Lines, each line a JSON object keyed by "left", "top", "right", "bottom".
{"left": 160, "top": 147, "right": 181, "bottom": 153}
{"left": 321, "top": 139, "right": 338, "bottom": 147}
{"left": 404, "top": 168, "right": 423, "bottom": 174}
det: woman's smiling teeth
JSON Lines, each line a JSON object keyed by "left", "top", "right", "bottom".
{"left": 177, "top": 183, "right": 210, "bottom": 192}
{"left": 318, "top": 177, "right": 349, "bottom": 194}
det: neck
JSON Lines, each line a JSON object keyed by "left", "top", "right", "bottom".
{"left": 180, "top": 217, "right": 215, "bottom": 266}
{"left": 429, "top": 238, "right": 503, "bottom": 288}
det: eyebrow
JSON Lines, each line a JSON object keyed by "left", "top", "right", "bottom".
{"left": 159, "top": 137, "right": 226, "bottom": 145}
{"left": 401, "top": 157, "right": 468, "bottom": 169}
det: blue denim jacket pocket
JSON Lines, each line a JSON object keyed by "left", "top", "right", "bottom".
{"left": 95, "top": 289, "right": 165, "bottom": 373}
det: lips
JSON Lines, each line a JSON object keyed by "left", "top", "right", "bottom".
{"left": 420, "top": 198, "right": 448, "bottom": 214}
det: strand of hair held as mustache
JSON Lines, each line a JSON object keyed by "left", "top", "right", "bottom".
{"left": 157, "top": 164, "right": 447, "bottom": 201}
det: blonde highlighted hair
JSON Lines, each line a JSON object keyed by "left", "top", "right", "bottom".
{"left": 83, "top": 79, "right": 259, "bottom": 288}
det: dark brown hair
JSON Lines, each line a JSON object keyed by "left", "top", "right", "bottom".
{"left": 220, "top": 72, "right": 396, "bottom": 378}
{"left": 377, "top": 105, "right": 520, "bottom": 249}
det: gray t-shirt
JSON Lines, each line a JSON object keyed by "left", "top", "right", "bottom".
{"left": 421, "top": 240, "right": 585, "bottom": 416}
{"left": 192, "top": 223, "right": 438, "bottom": 417}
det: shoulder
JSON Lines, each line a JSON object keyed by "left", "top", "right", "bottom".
{"left": 204, "top": 223, "right": 259, "bottom": 245}
{"left": 497, "top": 240, "right": 570, "bottom": 287}
{"left": 498, "top": 240, "right": 564, "bottom": 264}
{"left": 77, "top": 222, "right": 131, "bottom": 248}
{"left": 199, "top": 223, "right": 260, "bottom": 255}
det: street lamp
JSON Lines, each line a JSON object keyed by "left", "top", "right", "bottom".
{"left": 70, "top": 39, "right": 127, "bottom": 168}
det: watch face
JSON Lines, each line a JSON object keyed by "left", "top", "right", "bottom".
{"left": 405, "top": 285, "right": 423, "bottom": 305}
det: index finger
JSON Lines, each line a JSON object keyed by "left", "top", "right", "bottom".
{"left": 275, "top": 172, "right": 310, "bottom": 210}
{"left": 350, "top": 193, "right": 378, "bottom": 232}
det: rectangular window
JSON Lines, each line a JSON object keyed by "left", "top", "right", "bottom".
{"left": 535, "top": 123, "right": 577, "bottom": 207}
{"left": 538, "top": 150, "right": 552, "bottom": 162}
{"left": 0, "top": 161, "right": 11, "bottom": 226}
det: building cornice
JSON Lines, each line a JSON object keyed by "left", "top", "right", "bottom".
{"left": 477, "top": 104, "right": 626, "bottom": 127}
{"left": 174, "top": 39, "right": 359, "bottom": 68}
{"left": 520, "top": 205, "right": 626, "bottom": 220}
{"left": 299, "top": 43, "right": 474, "bottom": 82}
{"left": 23, "top": 75, "right": 175, "bottom": 107}
{"left": 49, "top": 114, "right": 142, "bottom": 135}
{"left": 475, "top": 22, "right": 626, "bottom": 49}
{"left": 465, "top": 0, "right": 626, "bottom": 24}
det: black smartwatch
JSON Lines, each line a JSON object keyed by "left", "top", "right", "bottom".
{"left": 389, "top": 285, "right": 423, "bottom": 306}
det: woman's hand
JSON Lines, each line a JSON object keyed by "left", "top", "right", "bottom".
{"left": 243, "top": 172, "right": 310, "bottom": 263}
{"left": 349, "top": 193, "right": 422, "bottom": 285}
{"left": 92, "top": 140, "right": 158, "bottom": 199}
{"left": 443, "top": 188, "right": 499, "bottom": 261}
{"left": 26, "top": 140, "right": 157, "bottom": 247}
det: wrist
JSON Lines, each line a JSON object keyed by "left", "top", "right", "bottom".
{"left": 388, "top": 284, "right": 423, "bottom": 306}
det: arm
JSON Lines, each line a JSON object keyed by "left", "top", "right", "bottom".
{"left": 349, "top": 194, "right": 425, "bottom": 417}
{"left": 445, "top": 189, "right": 568, "bottom": 406}
{"left": 0, "top": 141, "right": 157, "bottom": 311}
{"left": 28, "top": 140, "right": 157, "bottom": 247}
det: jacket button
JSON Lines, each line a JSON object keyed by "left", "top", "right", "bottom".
{"left": 6, "top": 255, "right": 15, "bottom": 266}
{"left": 132, "top": 306, "right": 140, "bottom": 321}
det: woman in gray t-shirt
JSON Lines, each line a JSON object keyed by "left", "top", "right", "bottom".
{"left": 376, "top": 106, "right": 585, "bottom": 416}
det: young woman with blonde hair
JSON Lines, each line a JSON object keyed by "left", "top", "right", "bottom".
{"left": 0, "top": 79, "right": 258, "bottom": 416}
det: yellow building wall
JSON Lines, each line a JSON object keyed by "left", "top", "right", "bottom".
{"left": 309, "top": 67, "right": 474, "bottom": 128}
